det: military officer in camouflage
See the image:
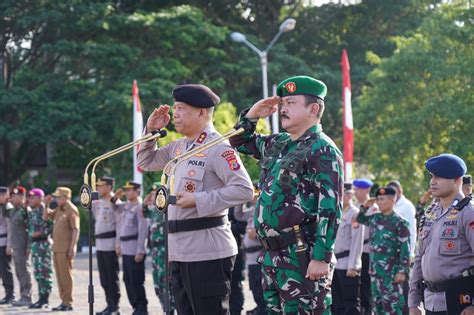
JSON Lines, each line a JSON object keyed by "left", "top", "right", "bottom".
{"left": 357, "top": 187, "right": 410, "bottom": 315}
{"left": 409, "top": 154, "right": 474, "bottom": 315}
{"left": 143, "top": 183, "right": 176, "bottom": 314}
{"left": 27, "top": 188, "right": 53, "bottom": 309}
{"left": 230, "top": 75, "right": 344, "bottom": 314}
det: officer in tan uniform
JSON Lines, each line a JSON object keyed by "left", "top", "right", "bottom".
{"left": 137, "top": 84, "right": 254, "bottom": 314}
{"left": 409, "top": 154, "right": 474, "bottom": 315}
{"left": 44, "top": 187, "right": 80, "bottom": 312}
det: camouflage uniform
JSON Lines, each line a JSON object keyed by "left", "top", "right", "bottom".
{"left": 356, "top": 207, "right": 410, "bottom": 315}
{"left": 232, "top": 113, "right": 344, "bottom": 314}
{"left": 143, "top": 204, "right": 175, "bottom": 312}
{"left": 28, "top": 205, "right": 53, "bottom": 298}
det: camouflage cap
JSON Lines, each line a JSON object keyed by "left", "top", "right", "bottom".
{"left": 52, "top": 187, "right": 72, "bottom": 199}
{"left": 276, "top": 75, "right": 327, "bottom": 100}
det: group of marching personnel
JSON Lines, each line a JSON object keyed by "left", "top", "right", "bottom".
{"left": 0, "top": 75, "right": 473, "bottom": 315}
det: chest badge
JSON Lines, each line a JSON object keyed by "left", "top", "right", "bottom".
{"left": 184, "top": 181, "right": 196, "bottom": 193}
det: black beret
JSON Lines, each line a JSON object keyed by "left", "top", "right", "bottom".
{"left": 463, "top": 175, "right": 472, "bottom": 185}
{"left": 375, "top": 187, "right": 397, "bottom": 197}
{"left": 0, "top": 186, "right": 8, "bottom": 194}
{"left": 172, "top": 84, "right": 220, "bottom": 108}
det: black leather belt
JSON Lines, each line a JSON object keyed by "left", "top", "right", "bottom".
{"left": 95, "top": 231, "right": 117, "bottom": 239}
{"left": 425, "top": 270, "right": 474, "bottom": 292}
{"left": 259, "top": 230, "right": 297, "bottom": 251}
{"left": 0, "top": 233, "right": 7, "bottom": 238}
{"left": 168, "top": 215, "right": 228, "bottom": 233}
{"left": 32, "top": 235, "right": 48, "bottom": 242}
{"left": 120, "top": 234, "right": 138, "bottom": 241}
{"left": 244, "top": 245, "right": 263, "bottom": 253}
{"left": 335, "top": 250, "right": 350, "bottom": 259}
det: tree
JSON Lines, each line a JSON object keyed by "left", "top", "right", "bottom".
{"left": 356, "top": 4, "right": 473, "bottom": 199}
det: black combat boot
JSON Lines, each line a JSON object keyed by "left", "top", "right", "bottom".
{"left": 29, "top": 294, "right": 50, "bottom": 309}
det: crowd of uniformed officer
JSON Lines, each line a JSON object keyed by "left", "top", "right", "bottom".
{"left": 0, "top": 78, "right": 473, "bottom": 315}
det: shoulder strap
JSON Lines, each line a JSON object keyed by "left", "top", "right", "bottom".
{"left": 455, "top": 194, "right": 473, "bottom": 211}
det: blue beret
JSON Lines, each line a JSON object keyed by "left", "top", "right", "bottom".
{"left": 425, "top": 154, "right": 467, "bottom": 179}
{"left": 173, "top": 84, "right": 220, "bottom": 108}
{"left": 353, "top": 178, "right": 374, "bottom": 189}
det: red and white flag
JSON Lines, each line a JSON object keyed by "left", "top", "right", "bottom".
{"left": 132, "top": 80, "right": 143, "bottom": 187}
{"left": 341, "top": 49, "right": 353, "bottom": 181}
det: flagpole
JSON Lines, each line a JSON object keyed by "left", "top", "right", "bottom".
{"left": 341, "top": 49, "right": 354, "bottom": 181}
{"left": 132, "top": 80, "right": 144, "bottom": 194}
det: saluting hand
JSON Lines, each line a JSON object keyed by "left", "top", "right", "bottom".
{"left": 363, "top": 198, "right": 376, "bottom": 209}
{"left": 147, "top": 105, "right": 171, "bottom": 131}
{"left": 306, "top": 259, "right": 329, "bottom": 281}
{"left": 175, "top": 192, "right": 196, "bottom": 208}
{"left": 44, "top": 195, "right": 53, "bottom": 205}
{"left": 245, "top": 96, "right": 280, "bottom": 119}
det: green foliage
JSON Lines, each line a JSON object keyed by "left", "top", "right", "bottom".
{"left": 357, "top": 5, "right": 473, "bottom": 200}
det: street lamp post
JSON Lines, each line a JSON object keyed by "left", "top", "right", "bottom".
{"left": 231, "top": 18, "right": 296, "bottom": 134}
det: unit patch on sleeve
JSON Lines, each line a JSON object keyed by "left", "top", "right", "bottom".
{"left": 221, "top": 150, "right": 240, "bottom": 171}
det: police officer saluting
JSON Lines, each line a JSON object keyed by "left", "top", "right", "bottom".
{"left": 93, "top": 176, "right": 121, "bottom": 315}
{"left": 138, "top": 84, "right": 254, "bottom": 314}
{"left": 409, "top": 154, "right": 474, "bottom": 315}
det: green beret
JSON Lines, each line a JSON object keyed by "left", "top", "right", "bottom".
{"left": 276, "top": 76, "right": 327, "bottom": 100}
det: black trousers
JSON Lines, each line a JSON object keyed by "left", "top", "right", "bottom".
{"left": 248, "top": 264, "right": 266, "bottom": 315}
{"left": 331, "top": 269, "right": 361, "bottom": 315}
{"left": 122, "top": 255, "right": 147, "bottom": 311}
{"left": 171, "top": 256, "right": 235, "bottom": 315}
{"left": 97, "top": 250, "right": 120, "bottom": 307}
{"left": 360, "top": 253, "right": 372, "bottom": 312}
{"left": 230, "top": 247, "right": 245, "bottom": 314}
{"left": 0, "top": 246, "right": 13, "bottom": 297}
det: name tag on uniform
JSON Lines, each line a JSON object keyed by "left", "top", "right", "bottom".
{"left": 188, "top": 160, "right": 206, "bottom": 167}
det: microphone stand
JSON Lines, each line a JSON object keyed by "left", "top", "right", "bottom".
{"left": 79, "top": 129, "right": 167, "bottom": 315}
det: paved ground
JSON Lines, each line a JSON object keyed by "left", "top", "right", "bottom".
{"left": 0, "top": 252, "right": 256, "bottom": 315}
